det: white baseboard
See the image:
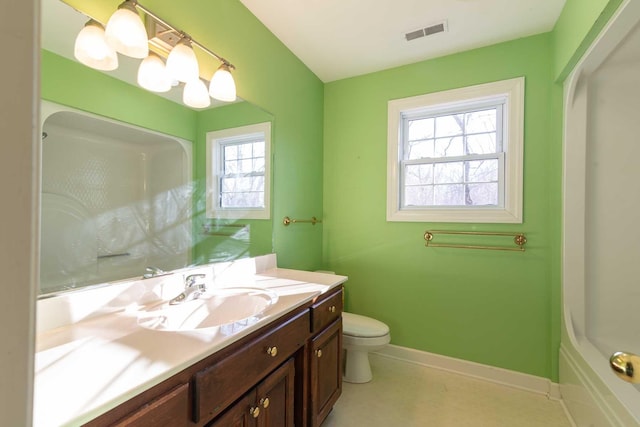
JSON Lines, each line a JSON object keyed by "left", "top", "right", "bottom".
{"left": 374, "top": 344, "right": 562, "bottom": 400}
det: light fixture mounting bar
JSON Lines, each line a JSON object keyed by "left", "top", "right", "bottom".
{"left": 132, "top": 1, "right": 235, "bottom": 70}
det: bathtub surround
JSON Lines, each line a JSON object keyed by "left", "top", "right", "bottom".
{"left": 561, "top": 0, "right": 640, "bottom": 424}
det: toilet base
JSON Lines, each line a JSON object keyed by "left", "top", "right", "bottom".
{"left": 343, "top": 348, "right": 373, "bottom": 383}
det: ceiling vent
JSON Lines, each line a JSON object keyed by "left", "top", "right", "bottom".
{"left": 405, "top": 21, "right": 448, "bottom": 42}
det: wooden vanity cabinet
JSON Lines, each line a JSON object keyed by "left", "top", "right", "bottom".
{"left": 194, "top": 310, "right": 309, "bottom": 424}
{"left": 207, "top": 358, "right": 295, "bottom": 427}
{"left": 308, "top": 287, "right": 343, "bottom": 427}
{"left": 83, "top": 286, "right": 345, "bottom": 427}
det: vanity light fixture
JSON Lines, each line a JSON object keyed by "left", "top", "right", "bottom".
{"left": 104, "top": 0, "right": 149, "bottom": 59}
{"left": 165, "top": 37, "right": 199, "bottom": 83}
{"left": 74, "top": 19, "right": 118, "bottom": 71}
{"left": 70, "top": 0, "right": 237, "bottom": 108}
{"left": 183, "top": 78, "right": 211, "bottom": 109}
{"left": 137, "top": 52, "right": 171, "bottom": 93}
{"left": 209, "top": 64, "right": 237, "bottom": 102}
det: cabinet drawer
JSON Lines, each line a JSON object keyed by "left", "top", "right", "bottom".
{"left": 114, "top": 383, "right": 190, "bottom": 427}
{"left": 310, "top": 287, "right": 343, "bottom": 333}
{"left": 193, "top": 310, "right": 310, "bottom": 423}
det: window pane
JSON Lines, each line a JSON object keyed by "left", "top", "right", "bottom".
{"left": 406, "top": 139, "right": 434, "bottom": 160}
{"left": 466, "top": 159, "right": 499, "bottom": 183}
{"left": 250, "top": 176, "right": 264, "bottom": 191}
{"left": 404, "top": 185, "right": 434, "bottom": 207}
{"left": 222, "top": 191, "right": 264, "bottom": 208}
{"left": 222, "top": 177, "right": 254, "bottom": 191}
{"left": 466, "top": 133, "right": 497, "bottom": 155}
{"left": 465, "top": 109, "right": 497, "bottom": 134}
{"left": 435, "top": 114, "right": 464, "bottom": 137}
{"left": 253, "top": 157, "right": 265, "bottom": 172}
{"left": 408, "top": 118, "right": 434, "bottom": 141}
{"left": 467, "top": 183, "right": 498, "bottom": 206}
{"left": 434, "top": 136, "right": 464, "bottom": 157}
{"left": 404, "top": 164, "right": 433, "bottom": 185}
{"left": 224, "top": 160, "right": 238, "bottom": 174}
{"left": 434, "top": 162, "right": 463, "bottom": 184}
{"left": 224, "top": 145, "right": 238, "bottom": 160}
{"left": 253, "top": 141, "right": 265, "bottom": 157}
{"left": 238, "top": 143, "right": 252, "bottom": 159}
{"left": 239, "top": 159, "right": 253, "bottom": 173}
{"left": 434, "top": 184, "right": 464, "bottom": 205}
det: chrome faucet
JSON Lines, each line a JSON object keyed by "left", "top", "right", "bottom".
{"left": 169, "top": 274, "right": 207, "bottom": 305}
{"left": 143, "top": 266, "right": 168, "bottom": 279}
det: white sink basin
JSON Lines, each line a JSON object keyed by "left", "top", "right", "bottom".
{"left": 137, "top": 287, "right": 278, "bottom": 331}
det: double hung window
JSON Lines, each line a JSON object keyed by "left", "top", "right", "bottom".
{"left": 387, "top": 78, "right": 524, "bottom": 223}
{"left": 206, "top": 122, "right": 271, "bottom": 219}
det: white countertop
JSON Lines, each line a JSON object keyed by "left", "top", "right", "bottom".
{"left": 34, "top": 257, "right": 346, "bottom": 427}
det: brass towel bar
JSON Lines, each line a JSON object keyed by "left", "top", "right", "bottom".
{"left": 283, "top": 216, "right": 322, "bottom": 226}
{"left": 424, "top": 230, "right": 527, "bottom": 252}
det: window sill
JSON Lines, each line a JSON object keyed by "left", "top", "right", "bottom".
{"left": 387, "top": 206, "right": 522, "bottom": 223}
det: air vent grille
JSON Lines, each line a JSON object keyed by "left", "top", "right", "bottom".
{"left": 404, "top": 20, "right": 448, "bottom": 42}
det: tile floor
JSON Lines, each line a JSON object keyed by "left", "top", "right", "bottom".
{"left": 322, "top": 353, "right": 574, "bottom": 427}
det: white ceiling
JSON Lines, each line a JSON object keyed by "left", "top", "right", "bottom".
{"left": 239, "top": 0, "right": 567, "bottom": 82}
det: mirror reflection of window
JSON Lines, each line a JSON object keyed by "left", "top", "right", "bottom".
{"left": 207, "top": 122, "right": 272, "bottom": 220}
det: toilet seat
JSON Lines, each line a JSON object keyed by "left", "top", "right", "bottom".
{"left": 342, "top": 312, "right": 389, "bottom": 338}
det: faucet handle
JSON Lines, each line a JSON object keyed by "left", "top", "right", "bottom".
{"left": 185, "top": 273, "right": 207, "bottom": 288}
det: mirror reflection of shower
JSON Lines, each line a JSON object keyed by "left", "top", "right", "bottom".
{"left": 40, "top": 105, "right": 194, "bottom": 294}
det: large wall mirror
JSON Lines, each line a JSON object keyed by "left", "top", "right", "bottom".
{"left": 40, "top": 0, "right": 275, "bottom": 296}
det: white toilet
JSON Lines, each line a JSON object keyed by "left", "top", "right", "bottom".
{"left": 342, "top": 312, "right": 390, "bottom": 383}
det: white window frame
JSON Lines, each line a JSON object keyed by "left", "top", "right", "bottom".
{"left": 206, "top": 122, "right": 271, "bottom": 220}
{"left": 387, "top": 77, "right": 524, "bottom": 223}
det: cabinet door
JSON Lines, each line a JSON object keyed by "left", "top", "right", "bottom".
{"left": 309, "top": 318, "right": 342, "bottom": 427}
{"left": 207, "top": 393, "right": 259, "bottom": 427}
{"left": 256, "top": 358, "right": 295, "bottom": 427}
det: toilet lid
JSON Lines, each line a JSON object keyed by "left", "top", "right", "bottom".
{"left": 342, "top": 312, "right": 390, "bottom": 338}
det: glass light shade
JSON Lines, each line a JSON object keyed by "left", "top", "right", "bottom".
{"left": 74, "top": 20, "right": 118, "bottom": 71}
{"left": 209, "top": 64, "right": 236, "bottom": 102}
{"left": 105, "top": 1, "right": 149, "bottom": 59}
{"left": 166, "top": 38, "right": 200, "bottom": 83}
{"left": 183, "top": 79, "right": 211, "bottom": 109}
{"left": 137, "top": 53, "right": 171, "bottom": 92}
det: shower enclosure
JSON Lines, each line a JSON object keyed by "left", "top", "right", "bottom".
{"left": 40, "top": 102, "right": 192, "bottom": 294}
{"left": 561, "top": 0, "right": 640, "bottom": 425}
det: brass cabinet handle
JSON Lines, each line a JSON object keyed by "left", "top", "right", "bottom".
{"left": 315, "top": 349, "right": 322, "bottom": 358}
{"left": 266, "top": 346, "right": 278, "bottom": 357}
{"left": 250, "top": 406, "right": 260, "bottom": 418}
{"left": 328, "top": 306, "right": 336, "bottom": 313}
{"left": 260, "top": 397, "right": 270, "bottom": 408}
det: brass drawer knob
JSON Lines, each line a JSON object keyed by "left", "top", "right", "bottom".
{"left": 315, "top": 349, "right": 323, "bottom": 358}
{"left": 329, "top": 305, "right": 336, "bottom": 313}
{"left": 260, "top": 397, "right": 270, "bottom": 408}
{"left": 250, "top": 406, "right": 260, "bottom": 418}
{"left": 266, "top": 346, "right": 278, "bottom": 357}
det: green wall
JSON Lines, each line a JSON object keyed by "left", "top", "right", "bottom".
{"left": 41, "top": 50, "right": 196, "bottom": 140}
{"left": 193, "top": 102, "right": 274, "bottom": 263}
{"left": 552, "top": 0, "right": 624, "bottom": 80}
{"left": 323, "top": 34, "right": 558, "bottom": 379}
{"left": 43, "top": 0, "right": 325, "bottom": 270}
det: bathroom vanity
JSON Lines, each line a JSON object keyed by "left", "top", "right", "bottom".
{"left": 34, "top": 255, "right": 345, "bottom": 427}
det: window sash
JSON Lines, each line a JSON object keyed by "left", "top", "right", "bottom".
{"left": 399, "top": 103, "right": 505, "bottom": 209}
{"left": 206, "top": 122, "right": 271, "bottom": 220}
{"left": 217, "top": 138, "right": 265, "bottom": 209}
{"left": 400, "top": 152, "right": 505, "bottom": 208}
